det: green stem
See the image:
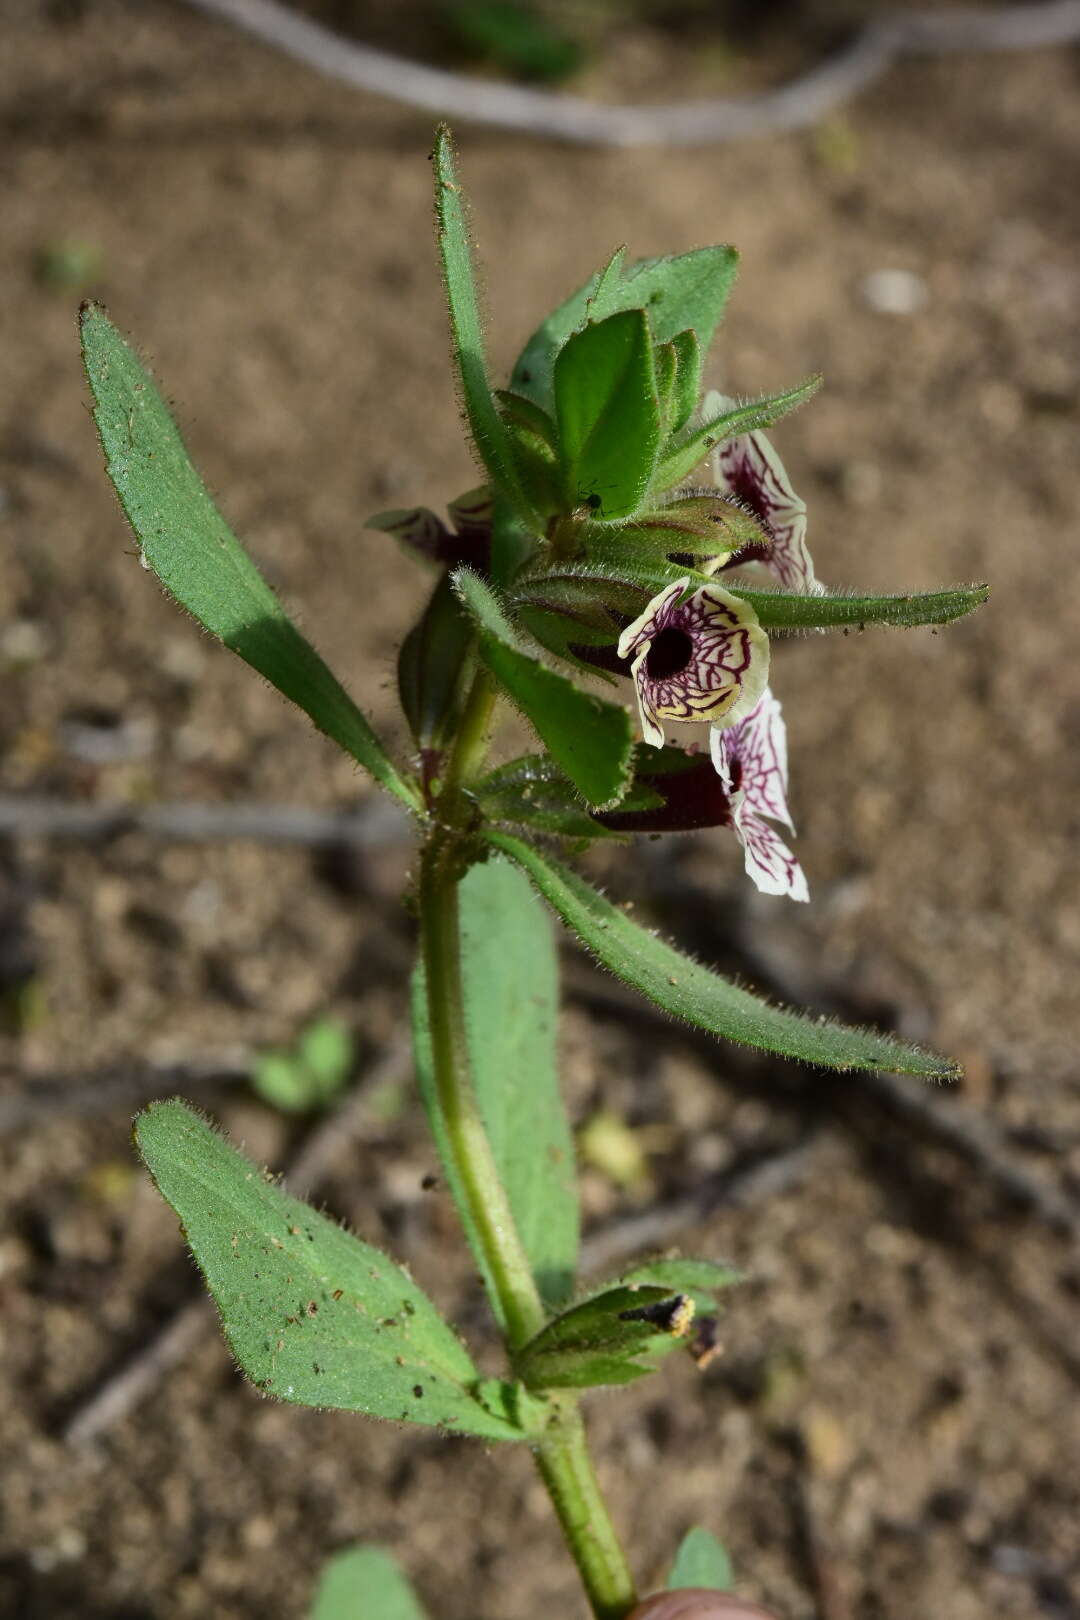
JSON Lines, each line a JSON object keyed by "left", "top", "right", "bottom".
{"left": 534, "top": 1404, "right": 638, "bottom": 1620}
{"left": 421, "top": 665, "right": 636, "bottom": 1619}
{"left": 419, "top": 838, "right": 547, "bottom": 1349}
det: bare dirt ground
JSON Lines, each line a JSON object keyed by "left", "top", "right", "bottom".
{"left": 2, "top": 3, "right": 1079, "bottom": 1618}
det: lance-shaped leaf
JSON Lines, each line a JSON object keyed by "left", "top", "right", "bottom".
{"left": 515, "top": 1284, "right": 694, "bottom": 1389}
{"left": 485, "top": 832, "right": 959, "bottom": 1078}
{"left": 668, "top": 1529, "right": 734, "bottom": 1594}
{"left": 730, "top": 583, "right": 991, "bottom": 632}
{"left": 455, "top": 567, "right": 634, "bottom": 808}
{"left": 411, "top": 857, "right": 579, "bottom": 1323}
{"left": 512, "top": 246, "right": 739, "bottom": 414}
{"left": 80, "top": 306, "right": 420, "bottom": 811}
{"left": 134, "top": 1100, "right": 525, "bottom": 1440}
{"left": 554, "top": 309, "right": 661, "bottom": 519}
{"left": 475, "top": 754, "right": 663, "bottom": 842}
{"left": 433, "top": 127, "right": 535, "bottom": 525}
{"left": 312, "top": 1547, "right": 430, "bottom": 1620}
{"left": 654, "top": 376, "right": 822, "bottom": 493}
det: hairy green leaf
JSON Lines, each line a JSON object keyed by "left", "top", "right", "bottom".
{"left": 486, "top": 833, "right": 959, "bottom": 1078}
{"left": 432, "top": 127, "right": 534, "bottom": 524}
{"left": 412, "top": 858, "right": 579, "bottom": 1324}
{"left": 668, "top": 1528, "right": 734, "bottom": 1593}
{"left": 512, "top": 246, "right": 738, "bottom": 414}
{"left": 79, "top": 305, "right": 419, "bottom": 810}
{"left": 134, "top": 1100, "right": 524, "bottom": 1439}
{"left": 617, "top": 247, "right": 740, "bottom": 350}
{"left": 554, "top": 309, "right": 661, "bottom": 519}
{"left": 732, "top": 583, "right": 991, "bottom": 632}
{"left": 655, "top": 376, "right": 822, "bottom": 492}
{"left": 311, "top": 1546, "right": 429, "bottom": 1620}
{"left": 455, "top": 568, "right": 634, "bottom": 808}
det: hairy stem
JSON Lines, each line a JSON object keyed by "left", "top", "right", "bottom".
{"left": 534, "top": 1404, "right": 639, "bottom": 1620}
{"left": 419, "top": 838, "right": 548, "bottom": 1349}
{"left": 421, "top": 672, "right": 636, "bottom": 1618}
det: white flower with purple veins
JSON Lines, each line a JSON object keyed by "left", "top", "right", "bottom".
{"left": 704, "top": 389, "right": 822, "bottom": 596}
{"left": 710, "top": 690, "right": 808, "bottom": 902}
{"left": 617, "top": 577, "right": 769, "bottom": 749}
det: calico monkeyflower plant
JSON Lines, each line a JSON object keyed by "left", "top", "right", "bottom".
{"left": 81, "top": 128, "right": 986, "bottom": 1620}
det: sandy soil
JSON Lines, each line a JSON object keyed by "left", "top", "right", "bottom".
{"left": 2, "top": 3, "right": 1078, "bottom": 1618}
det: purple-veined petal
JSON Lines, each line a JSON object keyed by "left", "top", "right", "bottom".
{"left": 710, "top": 690, "right": 807, "bottom": 901}
{"left": 703, "top": 390, "right": 821, "bottom": 596}
{"left": 733, "top": 809, "right": 809, "bottom": 902}
{"left": 617, "top": 579, "right": 769, "bottom": 748}
{"left": 710, "top": 689, "right": 794, "bottom": 833}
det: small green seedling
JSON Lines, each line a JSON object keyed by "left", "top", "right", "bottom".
{"left": 250, "top": 1016, "right": 355, "bottom": 1114}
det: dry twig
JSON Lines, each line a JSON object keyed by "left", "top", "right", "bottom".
{"left": 571, "top": 969, "right": 1080, "bottom": 1245}
{"left": 0, "top": 795, "right": 408, "bottom": 848}
{"left": 182, "top": 0, "right": 1080, "bottom": 147}
{"left": 580, "top": 1134, "right": 828, "bottom": 1277}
